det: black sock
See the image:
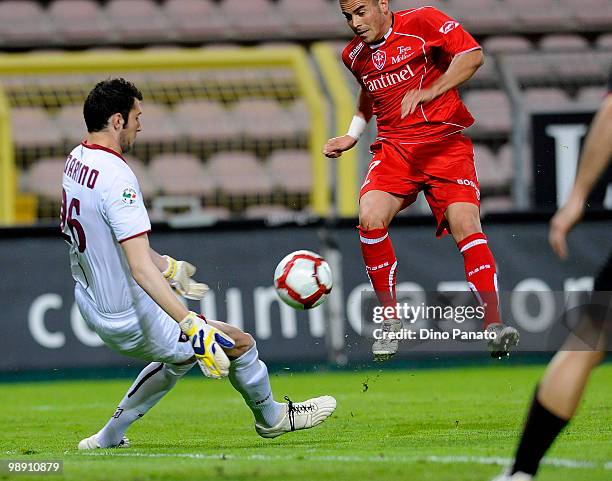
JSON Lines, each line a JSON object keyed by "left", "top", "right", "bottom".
{"left": 511, "top": 386, "right": 569, "bottom": 475}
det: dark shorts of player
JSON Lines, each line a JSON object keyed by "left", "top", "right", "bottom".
{"left": 359, "top": 133, "right": 480, "bottom": 237}
{"left": 575, "top": 251, "right": 612, "bottom": 351}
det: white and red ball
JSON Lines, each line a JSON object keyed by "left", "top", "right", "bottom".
{"left": 274, "top": 250, "right": 333, "bottom": 309}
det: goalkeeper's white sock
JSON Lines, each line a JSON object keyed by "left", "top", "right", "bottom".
{"left": 228, "top": 343, "right": 284, "bottom": 427}
{"left": 96, "top": 361, "right": 194, "bottom": 447}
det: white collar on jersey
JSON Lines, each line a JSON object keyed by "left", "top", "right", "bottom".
{"left": 368, "top": 20, "right": 394, "bottom": 49}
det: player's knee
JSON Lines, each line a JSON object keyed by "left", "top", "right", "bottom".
{"left": 359, "top": 207, "right": 388, "bottom": 231}
{"left": 451, "top": 216, "right": 481, "bottom": 241}
{"left": 229, "top": 331, "right": 255, "bottom": 357}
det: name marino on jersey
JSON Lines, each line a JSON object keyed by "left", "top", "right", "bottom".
{"left": 361, "top": 63, "right": 416, "bottom": 93}
{"left": 64, "top": 153, "right": 100, "bottom": 189}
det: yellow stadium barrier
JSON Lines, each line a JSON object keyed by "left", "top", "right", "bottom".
{"left": 0, "top": 46, "right": 330, "bottom": 224}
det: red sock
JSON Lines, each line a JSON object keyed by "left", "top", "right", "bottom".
{"left": 457, "top": 232, "right": 501, "bottom": 329}
{"left": 359, "top": 227, "right": 397, "bottom": 311}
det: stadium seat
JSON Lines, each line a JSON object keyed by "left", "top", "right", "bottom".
{"left": 544, "top": 52, "right": 607, "bottom": 83}
{"left": 576, "top": 86, "right": 607, "bottom": 105}
{"left": 207, "top": 151, "right": 274, "bottom": 197}
{"left": 0, "top": 1, "right": 55, "bottom": 47}
{"left": 498, "top": 142, "right": 532, "bottom": 187}
{"left": 232, "top": 99, "right": 298, "bottom": 142}
{"left": 11, "top": 108, "right": 61, "bottom": 149}
{"left": 473, "top": 144, "right": 511, "bottom": 190}
{"left": 462, "top": 90, "right": 512, "bottom": 137}
{"left": 287, "top": 101, "right": 311, "bottom": 136}
{"left": 162, "top": 0, "right": 229, "bottom": 42}
{"left": 539, "top": 34, "right": 590, "bottom": 52}
{"left": 244, "top": 204, "right": 296, "bottom": 219}
{"left": 220, "top": 0, "right": 287, "bottom": 41}
{"left": 174, "top": 100, "right": 237, "bottom": 144}
{"left": 480, "top": 195, "right": 514, "bottom": 214}
{"left": 566, "top": 0, "right": 612, "bottom": 30}
{"left": 136, "top": 104, "right": 179, "bottom": 145}
{"left": 24, "top": 157, "right": 65, "bottom": 200}
{"left": 386, "top": 0, "right": 450, "bottom": 14}
{"left": 506, "top": 0, "right": 573, "bottom": 32}
{"left": 49, "top": 0, "right": 113, "bottom": 45}
{"left": 522, "top": 87, "right": 573, "bottom": 111}
{"left": 502, "top": 53, "right": 556, "bottom": 85}
{"left": 267, "top": 149, "right": 312, "bottom": 194}
{"left": 277, "top": 0, "right": 346, "bottom": 39}
{"left": 123, "top": 155, "right": 157, "bottom": 199}
{"left": 595, "top": 33, "right": 612, "bottom": 50}
{"left": 149, "top": 153, "right": 215, "bottom": 197}
{"left": 56, "top": 105, "right": 88, "bottom": 145}
{"left": 482, "top": 35, "right": 533, "bottom": 54}
{"left": 446, "top": 0, "right": 516, "bottom": 33}
{"left": 105, "top": 0, "right": 172, "bottom": 44}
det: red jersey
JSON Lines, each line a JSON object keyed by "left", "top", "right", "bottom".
{"left": 342, "top": 7, "right": 481, "bottom": 143}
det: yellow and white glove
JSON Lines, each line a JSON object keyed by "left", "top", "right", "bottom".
{"left": 163, "top": 256, "right": 209, "bottom": 300}
{"left": 179, "top": 312, "right": 235, "bottom": 379}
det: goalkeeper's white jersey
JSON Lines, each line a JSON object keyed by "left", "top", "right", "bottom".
{"left": 61, "top": 141, "right": 151, "bottom": 315}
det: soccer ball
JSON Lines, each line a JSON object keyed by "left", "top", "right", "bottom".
{"left": 274, "top": 250, "right": 333, "bottom": 309}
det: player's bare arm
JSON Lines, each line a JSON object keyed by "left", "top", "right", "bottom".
{"left": 122, "top": 234, "right": 191, "bottom": 322}
{"left": 149, "top": 247, "right": 209, "bottom": 300}
{"left": 549, "top": 94, "right": 612, "bottom": 259}
{"left": 401, "top": 49, "right": 484, "bottom": 118}
{"left": 323, "top": 87, "right": 374, "bottom": 158}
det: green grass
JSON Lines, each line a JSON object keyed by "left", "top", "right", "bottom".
{"left": 1, "top": 364, "right": 610, "bottom": 481}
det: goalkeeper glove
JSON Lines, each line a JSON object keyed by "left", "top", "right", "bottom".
{"left": 163, "top": 255, "right": 209, "bottom": 300}
{"left": 179, "top": 312, "right": 235, "bottom": 379}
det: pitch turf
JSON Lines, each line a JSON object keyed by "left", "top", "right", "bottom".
{"left": 1, "top": 364, "right": 610, "bottom": 481}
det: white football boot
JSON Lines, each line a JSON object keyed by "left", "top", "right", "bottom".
{"left": 491, "top": 470, "right": 533, "bottom": 481}
{"left": 486, "top": 322, "right": 520, "bottom": 359}
{"left": 78, "top": 434, "right": 130, "bottom": 450}
{"left": 255, "top": 395, "right": 336, "bottom": 439}
{"left": 372, "top": 318, "right": 402, "bottom": 361}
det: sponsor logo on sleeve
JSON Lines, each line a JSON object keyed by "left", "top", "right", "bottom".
{"left": 121, "top": 187, "right": 138, "bottom": 205}
{"left": 439, "top": 21, "right": 460, "bottom": 34}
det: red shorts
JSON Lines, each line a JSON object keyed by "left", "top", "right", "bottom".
{"left": 359, "top": 134, "right": 480, "bottom": 237}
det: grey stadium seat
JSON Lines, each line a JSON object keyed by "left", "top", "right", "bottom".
{"left": 482, "top": 35, "right": 533, "bottom": 54}
{"left": 0, "top": 1, "right": 55, "bottom": 47}
{"left": 220, "top": 0, "right": 287, "bottom": 41}
{"left": 462, "top": 90, "right": 512, "bottom": 137}
{"left": 539, "top": 34, "right": 590, "bottom": 52}
{"left": 162, "top": 0, "right": 229, "bottom": 42}
{"left": 174, "top": 100, "right": 237, "bottom": 144}
{"left": 207, "top": 151, "right": 274, "bottom": 197}
{"left": 105, "top": 0, "right": 171, "bottom": 44}
{"left": 149, "top": 153, "right": 215, "bottom": 197}
{"left": 24, "top": 157, "right": 65, "bottom": 201}
{"left": 11, "top": 107, "right": 61, "bottom": 149}
{"left": 49, "top": 0, "right": 113, "bottom": 45}
{"left": 277, "top": 0, "right": 347, "bottom": 39}
{"left": 267, "top": 149, "right": 312, "bottom": 194}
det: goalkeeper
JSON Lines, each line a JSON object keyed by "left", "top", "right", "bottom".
{"left": 61, "top": 79, "right": 335, "bottom": 450}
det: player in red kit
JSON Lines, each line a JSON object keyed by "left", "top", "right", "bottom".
{"left": 324, "top": 0, "right": 519, "bottom": 360}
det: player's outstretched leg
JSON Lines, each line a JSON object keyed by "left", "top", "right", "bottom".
{"left": 208, "top": 320, "right": 336, "bottom": 438}
{"left": 359, "top": 191, "right": 405, "bottom": 361}
{"left": 78, "top": 360, "right": 195, "bottom": 449}
{"left": 447, "top": 202, "right": 519, "bottom": 358}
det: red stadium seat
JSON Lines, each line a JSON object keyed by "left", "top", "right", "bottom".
{"left": 232, "top": 99, "right": 298, "bottom": 142}
{"left": 473, "top": 144, "right": 511, "bottom": 190}
{"left": 220, "top": 0, "right": 287, "bottom": 41}
{"left": 207, "top": 151, "right": 274, "bottom": 197}
{"left": 55, "top": 105, "right": 89, "bottom": 145}
{"left": 162, "top": 0, "right": 229, "bottom": 42}
{"left": 462, "top": 90, "right": 512, "bottom": 137}
{"left": 24, "top": 157, "right": 65, "bottom": 200}
{"left": 136, "top": 104, "right": 180, "bottom": 145}
{"left": 11, "top": 108, "right": 61, "bottom": 149}
{"left": 482, "top": 35, "right": 533, "bottom": 54}
{"left": 174, "top": 100, "right": 237, "bottom": 144}
{"left": 267, "top": 149, "right": 312, "bottom": 194}
{"left": 105, "top": 0, "right": 171, "bottom": 44}
{"left": 49, "top": 0, "right": 112, "bottom": 45}
{"left": 0, "top": 1, "right": 55, "bottom": 47}
{"left": 149, "top": 153, "right": 215, "bottom": 197}
{"left": 522, "top": 87, "right": 573, "bottom": 111}
{"left": 446, "top": 0, "right": 516, "bottom": 33}
{"left": 506, "top": 0, "right": 574, "bottom": 32}
{"left": 277, "top": 0, "right": 346, "bottom": 39}
{"left": 539, "top": 34, "right": 590, "bottom": 52}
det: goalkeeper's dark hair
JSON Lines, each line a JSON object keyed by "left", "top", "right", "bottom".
{"left": 83, "top": 78, "right": 143, "bottom": 133}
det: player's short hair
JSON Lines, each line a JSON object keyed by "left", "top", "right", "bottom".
{"left": 83, "top": 78, "right": 143, "bottom": 133}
